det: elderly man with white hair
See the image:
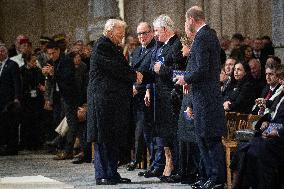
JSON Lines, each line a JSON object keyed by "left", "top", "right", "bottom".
{"left": 141, "top": 14, "right": 185, "bottom": 181}
{"left": 87, "top": 19, "right": 143, "bottom": 185}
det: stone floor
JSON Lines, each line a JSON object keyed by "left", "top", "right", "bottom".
{"left": 0, "top": 150, "right": 193, "bottom": 189}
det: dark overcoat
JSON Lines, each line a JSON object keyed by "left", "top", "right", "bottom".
{"left": 87, "top": 36, "right": 136, "bottom": 150}
{"left": 0, "top": 59, "right": 22, "bottom": 112}
{"left": 150, "top": 35, "right": 185, "bottom": 141}
{"left": 184, "top": 25, "right": 226, "bottom": 138}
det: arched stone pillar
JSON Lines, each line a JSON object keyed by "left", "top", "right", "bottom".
{"left": 272, "top": 0, "right": 284, "bottom": 59}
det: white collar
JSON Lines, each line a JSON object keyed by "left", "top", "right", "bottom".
{"left": 164, "top": 34, "right": 175, "bottom": 45}
{"left": 196, "top": 24, "right": 206, "bottom": 33}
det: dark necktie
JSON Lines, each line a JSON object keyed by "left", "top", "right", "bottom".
{"left": 265, "top": 89, "right": 273, "bottom": 100}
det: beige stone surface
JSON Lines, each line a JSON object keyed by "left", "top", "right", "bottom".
{"left": 0, "top": 0, "right": 275, "bottom": 47}
{"left": 0, "top": 175, "right": 74, "bottom": 189}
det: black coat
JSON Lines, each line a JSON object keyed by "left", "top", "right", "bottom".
{"left": 0, "top": 59, "right": 22, "bottom": 112}
{"left": 149, "top": 35, "right": 185, "bottom": 141}
{"left": 47, "top": 54, "right": 79, "bottom": 106}
{"left": 224, "top": 75, "right": 258, "bottom": 114}
{"left": 184, "top": 25, "right": 226, "bottom": 138}
{"left": 87, "top": 36, "right": 136, "bottom": 149}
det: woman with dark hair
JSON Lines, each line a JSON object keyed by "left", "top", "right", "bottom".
{"left": 239, "top": 45, "right": 255, "bottom": 63}
{"left": 223, "top": 62, "right": 258, "bottom": 113}
{"left": 20, "top": 53, "right": 45, "bottom": 149}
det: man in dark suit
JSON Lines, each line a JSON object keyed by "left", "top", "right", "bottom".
{"left": 126, "top": 22, "right": 156, "bottom": 171}
{"left": 43, "top": 42, "right": 79, "bottom": 160}
{"left": 87, "top": 19, "right": 143, "bottom": 185}
{"left": 177, "top": 6, "right": 226, "bottom": 189}
{"left": 232, "top": 65, "right": 284, "bottom": 189}
{"left": 252, "top": 61, "right": 281, "bottom": 115}
{"left": 0, "top": 45, "right": 22, "bottom": 155}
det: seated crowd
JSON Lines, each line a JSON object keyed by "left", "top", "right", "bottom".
{"left": 0, "top": 17, "right": 283, "bottom": 189}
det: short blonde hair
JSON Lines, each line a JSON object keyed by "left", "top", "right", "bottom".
{"left": 153, "top": 14, "right": 175, "bottom": 32}
{"left": 103, "top": 19, "right": 127, "bottom": 36}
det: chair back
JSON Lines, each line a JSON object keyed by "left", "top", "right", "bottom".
{"left": 225, "top": 112, "right": 238, "bottom": 140}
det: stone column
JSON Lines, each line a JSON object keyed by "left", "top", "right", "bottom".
{"left": 87, "top": 0, "right": 120, "bottom": 41}
{"left": 272, "top": 0, "right": 284, "bottom": 60}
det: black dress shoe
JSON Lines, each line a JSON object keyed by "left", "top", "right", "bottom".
{"left": 96, "top": 178, "right": 117, "bottom": 185}
{"left": 138, "top": 170, "right": 147, "bottom": 176}
{"left": 160, "top": 175, "right": 179, "bottom": 183}
{"left": 191, "top": 179, "right": 206, "bottom": 189}
{"left": 201, "top": 179, "right": 224, "bottom": 189}
{"left": 45, "top": 136, "right": 61, "bottom": 147}
{"left": 114, "top": 177, "right": 131, "bottom": 183}
{"left": 126, "top": 161, "right": 138, "bottom": 171}
{"left": 144, "top": 169, "right": 163, "bottom": 178}
{"left": 72, "top": 157, "right": 85, "bottom": 164}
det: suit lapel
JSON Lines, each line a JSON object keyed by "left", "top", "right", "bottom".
{"left": 0, "top": 59, "right": 9, "bottom": 79}
{"left": 133, "top": 48, "right": 151, "bottom": 68}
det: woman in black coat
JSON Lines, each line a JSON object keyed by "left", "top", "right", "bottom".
{"left": 223, "top": 62, "right": 258, "bottom": 113}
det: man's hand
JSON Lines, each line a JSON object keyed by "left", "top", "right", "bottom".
{"left": 42, "top": 64, "right": 54, "bottom": 76}
{"left": 77, "top": 107, "right": 87, "bottom": 122}
{"left": 175, "top": 75, "right": 186, "bottom": 86}
{"left": 136, "top": 71, "right": 143, "bottom": 84}
{"left": 133, "top": 86, "right": 138, "bottom": 97}
{"left": 255, "top": 98, "right": 266, "bottom": 107}
{"left": 154, "top": 62, "right": 161, "bottom": 74}
{"left": 183, "top": 84, "right": 190, "bottom": 94}
{"left": 223, "top": 101, "right": 231, "bottom": 111}
{"left": 262, "top": 128, "right": 279, "bottom": 138}
{"left": 260, "top": 121, "right": 269, "bottom": 131}
{"left": 144, "top": 89, "right": 151, "bottom": 107}
{"left": 184, "top": 106, "right": 194, "bottom": 118}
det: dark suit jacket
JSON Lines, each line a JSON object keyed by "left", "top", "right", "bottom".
{"left": 251, "top": 84, "right": 281, "bottom": 114}
{"left": 184, "top": 25, "right": 226, "bottom": 138}
{"left": 87, "top": 36, "right": 136, "bottom": 147}
{"left": 131, "top": 39, "right": 155, "bottom": 111}
{"left": 0, "top": 59, "right": 22, "bottom": 112}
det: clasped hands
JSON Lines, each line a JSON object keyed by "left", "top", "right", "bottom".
{"left": 42, "top": 64, "right": 54, "bottom": 76}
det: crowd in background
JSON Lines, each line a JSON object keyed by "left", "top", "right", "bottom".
{"left": 0, "top": 7, "right": 284, "bottom": 188}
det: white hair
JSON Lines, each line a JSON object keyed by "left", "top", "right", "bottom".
{"left": 0, "top": 44, "right": 8, "bottom": 52}
{"left": 103, "top": 19, "right": 127, "bottom": 36}
{"left": 153, "top": 14, "right": 175, "bottom": 32}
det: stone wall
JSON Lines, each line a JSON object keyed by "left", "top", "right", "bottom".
{"left": 0, "top": 0, "right": 276, "bottom": 50}
{"left": 0, "top": 0, "right": 88, "bottom": 48}
{"left": 124, "top": 0, "right": 272, "bottom": 39}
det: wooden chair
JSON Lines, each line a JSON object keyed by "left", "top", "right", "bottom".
{"left": 222, "top": 112, "right": 239, "bottom": 189}
{"left": 223, "top": 113, "right": 259, "bottom": 189}
{"left": 247, "top": 114, "right": 261, "bottom": 129}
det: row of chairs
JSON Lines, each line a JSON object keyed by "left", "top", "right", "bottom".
{"left": 223, "top": 112, "right": 261, "bottom": 189}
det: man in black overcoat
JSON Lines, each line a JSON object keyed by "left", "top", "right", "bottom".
{"left": 0, "top": 45, "right": 22, "bottom": 155}
{"left": 177, "top": 6, "right": 226, "bottom": 189}
{"left": 87, "top": 19, "right": 143, "bottom": 185}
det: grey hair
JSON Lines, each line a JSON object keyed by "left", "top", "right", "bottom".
{"left": 103, "top": 19, "right": 127, "bottom": 36}
{"left": 0, "top": 44, "right": 8, "bottom": 52}
{"left": 186, "top": 6, "right": 205, "bottom": 21}
{"left": 153, "top": 14, "right": 175, "bottom": 32}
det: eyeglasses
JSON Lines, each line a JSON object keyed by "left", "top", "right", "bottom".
{"left": 137, "top": 31, "right": 151, "bottom": 36}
